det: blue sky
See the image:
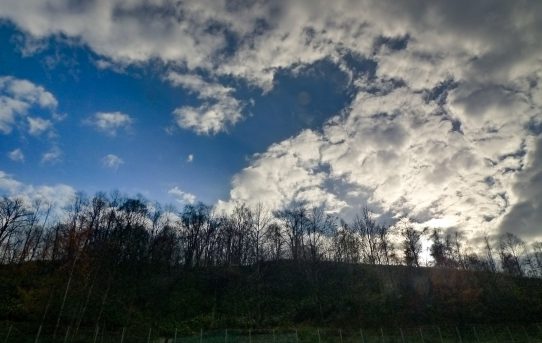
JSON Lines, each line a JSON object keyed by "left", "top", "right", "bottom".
{"left": 1, "top": 0, "right": 541, "bottom": 242}
{"left": 0, "top": 22, "right": 352, "bottom": 205}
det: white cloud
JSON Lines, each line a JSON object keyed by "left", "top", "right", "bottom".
{"left": 168, "top": 73, "right": 243, "bottom": 135}
{"left": 0, "top": 76, "right": 58, "bottom": 134}
{"left": 0, "top": 170, "right": 76, "bottom": 211}
{"left": 41, "top": 146, "right": 62, "bottom": 164}
{"left": 8, "top": 148, "right": 24, "bottom": 162}
{"left": 168, "top": 186, "right": 196, "bottom": 205}
{"left": 218, "top": 129, "right": 347, "bottom": 214}
{"left": 27, "top": 116, "right": 53, "bottom": 135}
{"left": 221, "top": 80, "right": 541, "bottom": 242}
{"left": 102, "top": 154, "right": 124, "bottom": 170}
{"left": 187, "top": 154, "right": 194, "bottom": 163}
{"left": 85, "top": 111, "right": 133, "bottom": 135}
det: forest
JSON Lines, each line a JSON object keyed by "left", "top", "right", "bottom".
{"left": 1, "top": 193, "right": 542, "bottom": 339}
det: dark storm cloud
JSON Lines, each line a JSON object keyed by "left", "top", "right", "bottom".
{"left": 500, "top": 137, "right": 542, "bottom": 239}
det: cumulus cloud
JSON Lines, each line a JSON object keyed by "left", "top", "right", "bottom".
{"left": 1, "top": 1, "right": 540, "bottom": 87}
{"left": 0, "top": 76, "right": 58, "bottom": 134}
{"left": 167, "top": 73, "right": 243, "bottom": 134}
{"left": 102, "top": 154, "right": 124, "bottom": 170}
{"left": 0, "top": 170, "right": 76, "bottom": 210}
{"left": 221, "top": 83, "right": 523, "bottom": 241}
{"left": 221, "top": 80, "right": 540, "bottom": 241}
{"left": 27, "top": 116, "right": 53, "bottom": 135}
{"left": 217, "top": 129, "right": 347, "bottom": 213}
{"left": 168, "top": 186, "right": 196, "bottom": 205}
{"left": 85, "top": 111, "right": 133, "bottom": 136}
{"left": 41, "top": 146, "right": 62, "bottom": 164}
{"left": 8, "top": 148, "right": 24, "bottom": 162}
{"left": 499, "top": 137, "right": 542, "bottom": 239}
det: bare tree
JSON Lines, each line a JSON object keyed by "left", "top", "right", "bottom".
{"left": 499, "top": 232, "right": 526, "bottom": 277}
{"left": 532, "top": 242, "right": 542, "bottom": 277}
{"left": 429, "top": 229, "right": 446, "bottom": 267}
{"left": 265, "top": 223, "right": 284, "bottom": 261}
{"left": 305, "top": 207, "right": 335, "bottom": 262}
{"left": 0, "top": 197, "right": 30, "bottom": 248}
{"left": 332, "top": 220, "right": 360, "bottom": 263}
{"left": 483, "top": 234, "right": 497, "bottom": 273}
{"left": 352, "top": 208, "right": 379, "bottom": 264}
{"left": 402, "top": 226, "right": 423, "bottom": 267}
{"left": 251, "top": 203, "right": 272, "bottom": 263}
{"left": 180, "top": 202, "right": 212, "bottom": 267}
{"left": 275, "top": 205, "right": 308, "bottom": 261}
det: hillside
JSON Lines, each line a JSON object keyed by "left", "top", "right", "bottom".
{"left": 2, "top": 260, "right": 541, "bottom": 335}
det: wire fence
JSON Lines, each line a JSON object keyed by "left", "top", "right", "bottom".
{"left": 1, "top": 323, "right": 542, "bottom": 343}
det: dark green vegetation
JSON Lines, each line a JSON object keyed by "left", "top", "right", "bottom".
{"left": 2, "top": 261, "right": 542, "bottom": 338}
{"left": 1, "top": 194, "right": 542, "bottom": 341}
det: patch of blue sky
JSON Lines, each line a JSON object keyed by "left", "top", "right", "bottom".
{"left": 0, "top": 22, "right": 354, "bottom": 206}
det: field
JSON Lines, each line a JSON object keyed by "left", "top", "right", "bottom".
{"left": 2, "top": 323, "right": 542, "bottom": 343}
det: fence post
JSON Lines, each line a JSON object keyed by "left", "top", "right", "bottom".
{"left": 473, "top": 326, "right": 480, "bottom": 343}
{"left": 295, "top": 329, "right": 299, "bottom": 343}
{"left": 399, "top": 328, "right": 405, "bottom": 343}
{"left": 63, "top": 326, "right": 71, "bottom": 343}
{"left": 419, "top": 327, "right": 424, "bottom": 343}
{"left": 490, "top": 326, "right": 498, "bottom": 343}
{"left": 34, "top": 324, "right": 43, "bottom": 343}
{"left": 317, "top": 329, "right": 321, "bottom": 343}
{"left": 507, "top": 326, "right": 515, "bottom": 343}
{"left": 360, "top": 329, "right": 365, "bottom": 343}
{"left": 200, "top": 328, "right": 203, "bottom": 343}
{"left": 437, "top": 326, "right": 443, "bottom": 343}
{"left": 455, "top": 326, "right": 462, "bottom": 343}
{"left": 225, "top": 329, "right": 228, "bottom": 343}
{"left": 120, "top": 327, "right": 126, "bottom": 343}
{"left": 522, "top": 326, "right": 530, "bottom": 343}
{"left": 340, "top": 329, "right": 343, "bottom": 343}
{"left": 174, "top": 328, "right": 177, "bottom": 343}
{"left": 93, "top": 325, "right": 100, "bottom": 343}
{"left": 147, "top": 327, "right": 152, "bottom": 343}
{"left": 249, "top": 329, "right": 252, "bottom": 343}
{"left": 381, "top": 328, "right": 385, "bottom": 343}
{"left": 3, "top": 324, "right": 12, "bottom": 343}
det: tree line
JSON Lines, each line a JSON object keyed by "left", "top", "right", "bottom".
{"left": 1, "top": 192, "right": 541, "bottom": 278}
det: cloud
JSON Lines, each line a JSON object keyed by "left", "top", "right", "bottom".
{"left": 8, "top": 148, "right": 24, "bottom": 162}
{"left": 102, "top": 154, "right": 124, "bottom": 170}
{"left": 167, "top": 73, "right": 243, "bottom": 135}
{"left": 221, "top": 80, "right": 540, "bottom": 242}
{"left": 499, "top": 137, "right": 542, "bottom": 239}
{"left": 27, "top": 116, "right": 53, "bottom": 135}
{"left": 1, "top": 0, "right": 542, "bottom": 242}
{"left": 187, "top": 154, "right": 194, "bottom": 163}
{"left": 0, "top": 76, "right": 58, "bottom": 134}
{"left": 1, "top": 1, "right": 539, "bottom": 133}
{"left": 85, "top": 111, "right": 133, "bottom": 135}
{"left": 1, "top": 1, "right": 540, "bottom": 88}
{"left": 41, "top": 146, "right": 62, "bottom": 164}
{"left": 218, "top": 129, "right": 347, "bottom": 214}
{"left": 168, "top": 186, "right": 196, "bottom": 205}
{"left": 0, "top": 170, "right": 76, "bottom": 210}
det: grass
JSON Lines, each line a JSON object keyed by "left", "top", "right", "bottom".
{"left": 2, "top": 323, "right": 542, "bottom": 343}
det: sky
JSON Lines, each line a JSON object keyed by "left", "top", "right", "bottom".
{"left": 0, "top": 0, "right": 541, "bottom": 243}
